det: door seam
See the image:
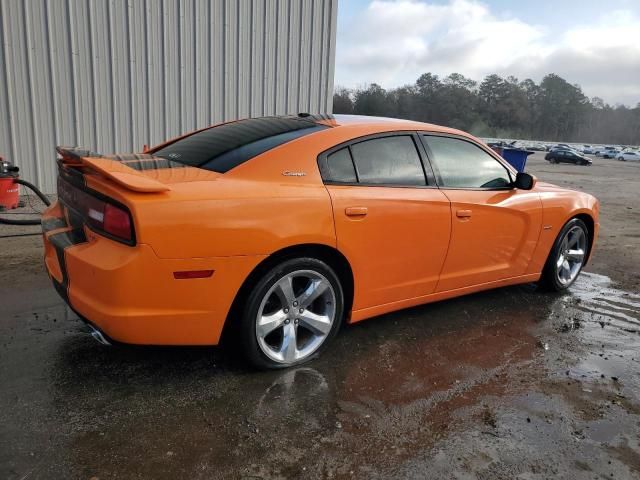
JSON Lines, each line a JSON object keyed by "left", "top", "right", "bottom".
{"left": 433, "top": 189, "right": 454, "bottom": 293}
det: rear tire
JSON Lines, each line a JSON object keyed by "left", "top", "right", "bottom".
{"left": 239, "top": 257, "right": 344, "bottom": 369}
{"left": 539, "top": 218, "right": 589, "bottom": 291}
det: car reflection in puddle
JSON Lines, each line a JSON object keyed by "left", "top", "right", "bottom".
{"left": 240, "top": 272, "right": 640, "bottom": 477}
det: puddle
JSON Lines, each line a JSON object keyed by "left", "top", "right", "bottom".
{"left": 2, "top": 272, "right": 640, "bottom": 478}
{"left": 546, "top": 273, "right": 640, "bottom": 395}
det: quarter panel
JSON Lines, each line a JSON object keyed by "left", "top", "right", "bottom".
{"left": 137, "top": 180, "right": 337, "bottom": 258}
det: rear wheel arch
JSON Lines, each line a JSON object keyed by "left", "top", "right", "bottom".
{"left": 221, "top": 243, "right": 354, "bottom": 343}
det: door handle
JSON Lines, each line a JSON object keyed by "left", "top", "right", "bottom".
{"left": 345, "top": 206, "right": 368, "bottom": 217}
{"left": 456, "top": 209, "right": 472, "bottom": 218}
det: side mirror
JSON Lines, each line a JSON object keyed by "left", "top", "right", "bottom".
{"left": 514, "top": 172, "right": 536, "bottom": 190}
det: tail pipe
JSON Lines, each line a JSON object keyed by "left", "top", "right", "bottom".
{"left": 86, "top": 323, "right": 112, "bottom": 346}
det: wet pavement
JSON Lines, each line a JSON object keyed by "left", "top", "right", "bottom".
{"left": 2, "top": 271, "right": 639, "bottom": 479}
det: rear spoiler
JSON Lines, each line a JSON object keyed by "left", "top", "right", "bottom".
{"left": 56, "top": 146, "right": 170, "bottom": 193}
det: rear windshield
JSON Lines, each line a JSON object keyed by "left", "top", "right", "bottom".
{"left": 152, "top": 117, "right": 328, "bottom": 173}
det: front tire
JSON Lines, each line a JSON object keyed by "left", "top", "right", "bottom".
{"left": 539, "top": 218, "right": 589, "bottom": 291}
{"left": 240, "top": 257, "right": 344, "bottom": 369}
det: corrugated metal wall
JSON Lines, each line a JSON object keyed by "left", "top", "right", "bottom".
{"left": 0, "top": 0, "right": 338, "bottom": 192}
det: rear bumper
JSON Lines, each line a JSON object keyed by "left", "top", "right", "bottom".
{"left": 42, "top": 202, "right": 264, "bottom": 345}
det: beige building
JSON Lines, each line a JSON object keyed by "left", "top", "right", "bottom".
{"left": 0, "top": 0, "right": 338, "bottom": 192}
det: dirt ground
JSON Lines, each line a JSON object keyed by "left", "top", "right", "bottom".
{"left": 1, "top": 152, "right": 639, "bottom": 479}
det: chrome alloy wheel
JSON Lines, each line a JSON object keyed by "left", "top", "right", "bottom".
{"left": 255, "top": 270, "right": 337, "bottom": 364}
{"left": 555, "top": 225, "right": 587, "bottom": 285}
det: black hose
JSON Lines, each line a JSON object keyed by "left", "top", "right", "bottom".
{"left": 0, "top": 178, "right": 51, "bottom": 225}
{"left": 0, "top": 232, "right": 42, "bottom": 239}
{"left": 0, "top": 215, "right": 42, "bottom": 225}
{"left": 13, "top": 178, "right": 51, "bottom": 206}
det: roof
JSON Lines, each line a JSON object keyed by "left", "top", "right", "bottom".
{"left": 313, "top": 114, "right": 468, "bottom": 137}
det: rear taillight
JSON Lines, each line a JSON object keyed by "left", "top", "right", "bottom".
{"left": 103, "top": 203, "right": 133, "bottom": 242}
{"left": 62, "top": 185, "right": 133, "bottom": 243}
{"left": 58, "top": 173, "right": 135, "bottom": 245}
{"left": 86, "top": 200, "right": 133, "bottom": 243}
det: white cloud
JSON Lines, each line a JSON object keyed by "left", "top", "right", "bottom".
{"left": 336, "top": 0, "right": 640, "bottom": 105}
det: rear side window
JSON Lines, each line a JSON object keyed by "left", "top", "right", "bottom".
{"left": 326, "top": 148, "right": 357, "bottom": 183}
{"left": 152, "top": 117, "right": 328, "bottom": 173}
{"left": 423, "top": 136, "right": 511, "bottom": 189}
{"left": 350, "top": 136, "right": 426, "bottom": 186}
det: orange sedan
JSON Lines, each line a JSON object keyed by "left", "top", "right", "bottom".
{"left": 42, "top": 114, "right": 599, "bottom": 368}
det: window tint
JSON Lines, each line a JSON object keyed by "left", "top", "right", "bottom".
{"left": 153, "top": 117, "right": 328, "bottom": 173}
{"left": 350, "top": 136, "right": 426, "bottom": 186}
{"left": 424, "top": 136, "right": 511, "bottom": 189}
{"left": 326, "top": 148, "right": 357, "bottom": 183}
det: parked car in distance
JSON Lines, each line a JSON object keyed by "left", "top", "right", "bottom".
{"left": 42, "top": 114, "right": 599, "bottom": 369}
{"left": 602, "top": 149, "right": 620, "bottom": 159}
{"left": 582, "top": 145, "right": 595, "bottom": 154}
{"left": 550, "top": 146, "right": 580, "bottom": 155}
{"left": 545, "top": 149, "right": 593, "bottom": 165}
{"left": 617, "top": 151, "right": 640, "bottom": 161}
{"left": 596, "top": 146, "right": 615, "bottom": 157}
{"left": 527, "top": 143, "right": 547, "bottom": 151}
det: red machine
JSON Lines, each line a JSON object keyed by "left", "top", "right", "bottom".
{"left": 0, "top": 156, "right": 20, "bottom": 210}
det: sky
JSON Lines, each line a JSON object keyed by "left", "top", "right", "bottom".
{"left": 335, "top": 0, "right": 640, "bottom": 106}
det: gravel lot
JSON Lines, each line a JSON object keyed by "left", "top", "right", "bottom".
{"left": 1, "top": 152, "right": 639, "bottom": 479}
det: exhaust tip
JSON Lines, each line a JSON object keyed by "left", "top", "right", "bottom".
{"left": 87, "top": 324, "right": 111, "bottom": 346}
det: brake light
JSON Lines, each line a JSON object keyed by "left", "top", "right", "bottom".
{"left": 58, "top": 176, "right": 135, "bottom": 244}
{"left": 103, "top": 203, "right": 133, "bottom": 242}
{"left": 81, "top": 195, "right": 132, "bottom": 243}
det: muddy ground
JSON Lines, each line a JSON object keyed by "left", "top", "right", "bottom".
{"left": 1, "top": 152, "right": 639, "bottom": 479}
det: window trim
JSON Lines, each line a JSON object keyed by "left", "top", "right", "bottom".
{"left": 418, "top": 132, "right": 517, "bottom": 191}
{"left": 325, "top": 146, "right": 360, "bottom": 183}
{"left": 317, "top": 131, "right": 437, "bottom": 188}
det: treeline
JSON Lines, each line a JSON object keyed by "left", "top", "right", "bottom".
{"left": 333, "top": 73, "right": 640, "bottom": 145}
